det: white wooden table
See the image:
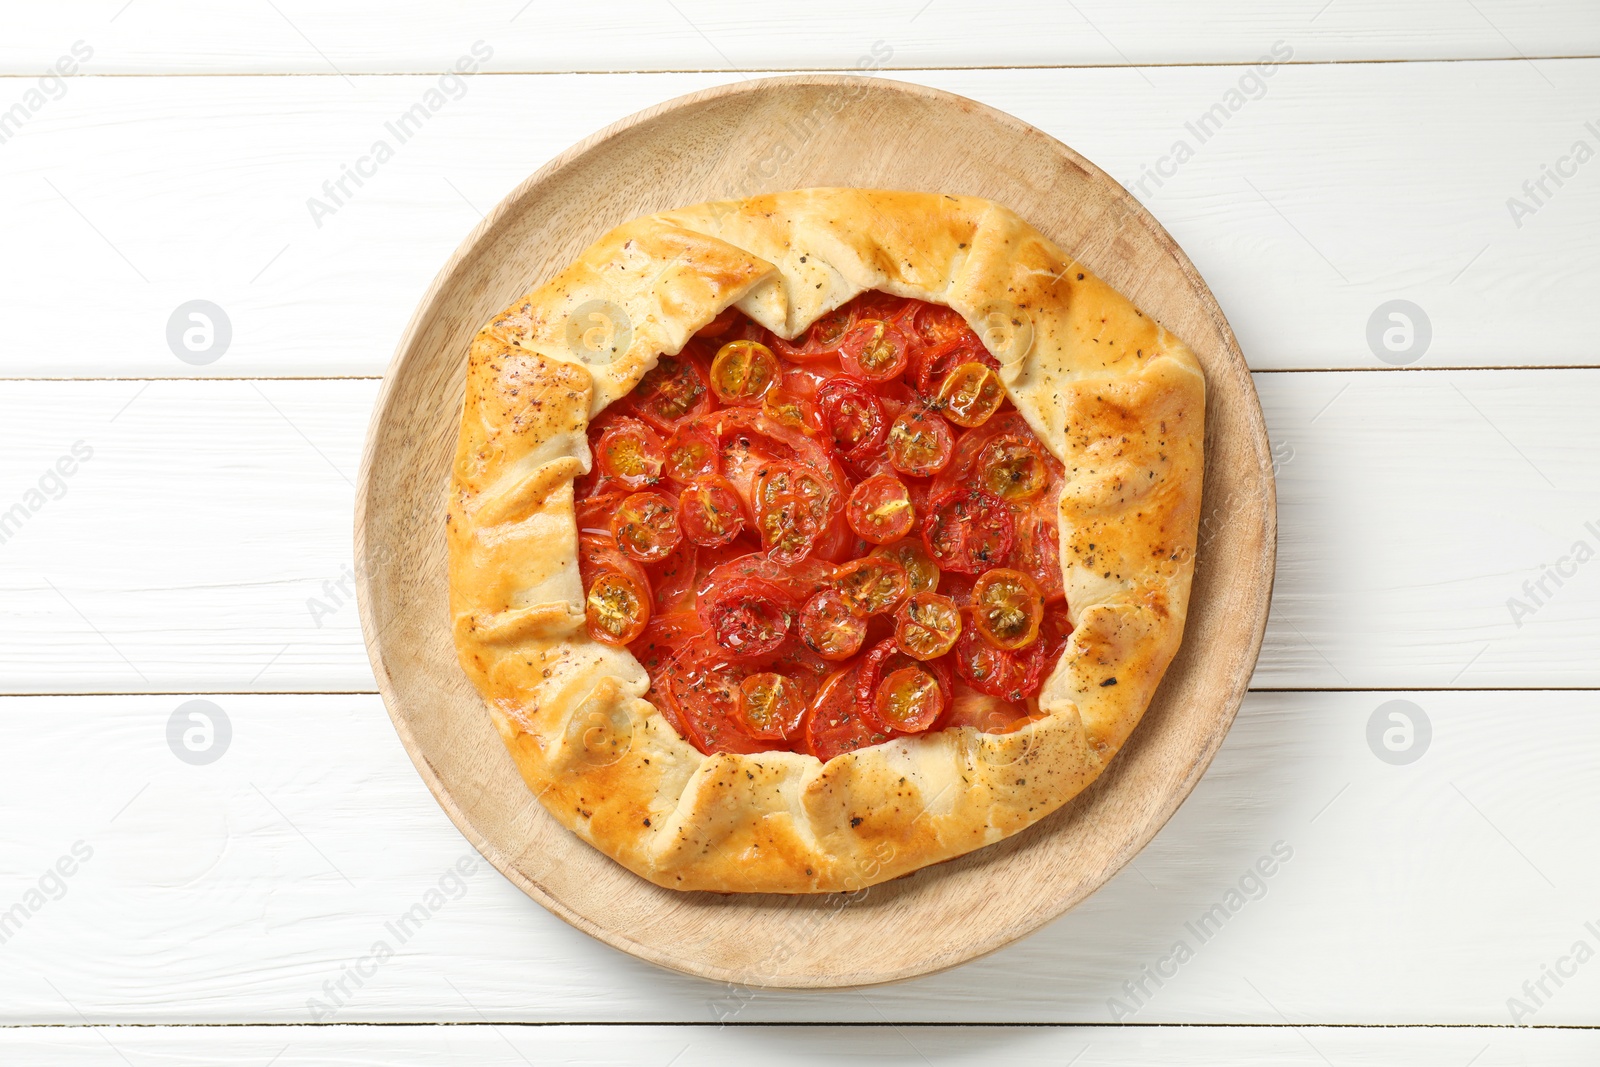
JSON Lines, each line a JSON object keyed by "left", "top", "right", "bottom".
{"left": 4, "top": 3, "right": 1598, "bottom": 1062}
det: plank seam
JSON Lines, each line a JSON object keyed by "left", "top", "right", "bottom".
{"left": 3, "top": 1021, "right": 1598, "bottom": 1030}
{"left": 1, "top": 55, "right": 1598, "bottom": 77}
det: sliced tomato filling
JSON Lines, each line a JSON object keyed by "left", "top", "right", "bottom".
{"left": 574, "top": 292, "right": 1074, "bottom": 760}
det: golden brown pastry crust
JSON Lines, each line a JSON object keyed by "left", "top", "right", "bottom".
{"left": 447, "top": 189, "right": 1204, "bottom": 893}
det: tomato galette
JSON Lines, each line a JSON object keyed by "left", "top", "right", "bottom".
{"left": 448, "top": 189, "right": 1204, "bottom": 894}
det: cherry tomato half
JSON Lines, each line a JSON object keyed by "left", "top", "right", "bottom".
{"left": 913, "top": 335, "right": 994, "bottom": 397}
{"left": 613, "top": 491, "right": 681, "bottom": 563}
{"left": 737, "top": 672, "right": 808, "bottom": 741}
{"left": 839, "top": 318, "right": 910, "bottom": 382}
{"left": 870, "top": 538, "right": 941, "bottom": 595}
{"left": 923, "top": 488, "right": 1016, "bottom": 574}
{"left": 754, "top": 462, "right": 836, "bottom": 565}
{"left": 798, "top": 588, "right": 868, "bottom": 660}
{"left": 630, "top": 353, "right": 710, "bottom": 429}
{"left": 677, "top": 477, "right": 746, "bottom": 548}
{"left": 595, "top": 417, "right": 665, "bottom": 490}
{"left": 586, "top": 569, "right": 651, "bottom": 646}
{"left": 855, "top": 638, "right": 952, "bottom": 733}
{"left": 886, "top": 408, "right": 955, "bottom": 478}
{"left": 761, "top": 387, "right": 818, "bottom": 434}
{"left": 834, "top": 556, "right": 909, "bottom": 617}
{"left": 809, "top": 306, "right": 854, "bottom": 349}
{"left": 662, "top": 424, "right": 718, "bottom": 484}
{"left": 845, "top": 472, "right": 916, "bottom": 544}
{"left": 895, "top": 592, "right": 962, "bottom": 660}
{"left": 971, "top": 568, "right": 1045, "bottom": 650}
{"left": 815, "top": 377, "right": 887, "bottom": 459}
{"left": 710, "top": 339, "right": 780, "bottom": 404}
{"left": 976, "top": 434, "right": 1051, "bottom": 501}
{"left": 938, "top": 362, "right": 1006, "bottom": 428}
{"left": 874, "top": 666, "right": 945, "bottom": 734}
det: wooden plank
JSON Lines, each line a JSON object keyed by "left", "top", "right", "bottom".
{"left": 1, "top": 1023, "right": 1594, "bottom": 1065}
{"left": 1, "top": 690, "right": 1596, "bottom": 1024}
{"left": 2, "top": 63, "right": 1599, "bottom": 376}
{"left": 1, "top": 371, "right": 1595, "bottom": 693}
{"left": 5, "top": 1, "right": 1599, "bottom": 73}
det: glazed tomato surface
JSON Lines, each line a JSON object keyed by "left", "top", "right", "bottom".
{"left": 573, "top": 293, "right": 1073, "bottom": 759}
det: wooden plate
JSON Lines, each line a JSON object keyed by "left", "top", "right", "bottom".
{"left": 354, "top": 75, "right": 1275, "bottom": 989}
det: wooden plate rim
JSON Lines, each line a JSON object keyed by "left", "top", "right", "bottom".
{"left": 354, "top": 73, "right": 1277, "bottom": 988}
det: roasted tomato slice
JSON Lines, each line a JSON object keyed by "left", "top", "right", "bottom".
{"left": 931, "top": 411, "right": 1062, "bottom": 504}
{"left": 629, "top": 609, "right": 701, "bottom": 674}
{"left": 803, "top": 665, "right": 893, "bottom": 762}
{"left": 658, "top": 638, "right": 771, "bottom": 754}
{"left": 697, "top": 575, "right": 792, "bottom": 657}
{"left": 677, "top": 476, "right": 746, "bottom": 548}
{"left": 845, "top": 472, "right": 916, "bottom": 544}
{"left": 613, "top": 491, "right": 682, "bottom": 563}
{"left": 815, "top": 376, "right": 888, "bottom": 461}
{"left": 694, "top": 553, "right": 829, "bottom": 657}
{"left": 710, "top": 339, "right": 780, "bottom": 405}
{"left": 938, "top": 683, "right": 1036, "bottom": 734}
{"left": 644, "top": 535, "right": 697, "bottom": 614}
{"left": 594, "top": 417, "right": 666, "bottom": 490}
{"left": 575, "top": 489, "right": 627, "bottom": 537}
{"left": 886, "top": 408, "right": 955, "bottom": 478}
{"left": 937, "top": 362, "right": 1006, "bottom": 428}
{"left": 797, "top": 587, "right": 869, "bottom": 660}
{"left": 833, "top": 556, "right": 909, "bottom": 617}
{"left": 971, "top": 568, "right": 1045, "bottom": 650}
{"left": 629, "top": 352, "right": 712, "bottom": 429}
{"left": 894, "top": 592, "right": 962, "bottom": 660}
{"left": 869, "top": 537, "right": 940, "bottom": 595}
{"left": 952, "top": 609, "right": 1057, "bottom": 702}
{"left": 695, "top": 307, "right": 741, "bottom": 340}
{"left": 923, "top": 487, "right": 1015, "bottom": 574}
{"left": 737, "top": 672, "right": 808, "bottom": 741}
{"left": 1012, "top": 508, "right": 1066, "bottom": 603}
{"left": 838, "top": 318, "right": 911, "bottom": 382}
{"left": 775, "top": 305, "right": 853, "bottom": 361}
{"left": 704, "top": 409, "right": 849, "bottom": 522}
{"left": 701, "top": 551, "right": 831, "bottom": 605}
